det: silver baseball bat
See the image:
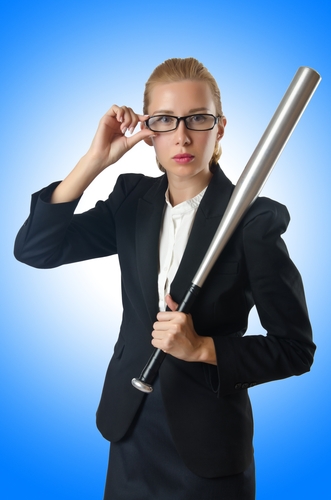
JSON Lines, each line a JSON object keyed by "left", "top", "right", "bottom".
{"left": 132, "top": 66, "right": 321, "bottom": 394}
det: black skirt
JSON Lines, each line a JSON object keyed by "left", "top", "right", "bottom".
{"left": 103, "top": 377, "right": 255, "bottom": 500}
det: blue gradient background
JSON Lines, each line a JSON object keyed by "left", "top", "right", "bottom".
{"left": 1, "top": 1, "right": 330, "bottom": 498}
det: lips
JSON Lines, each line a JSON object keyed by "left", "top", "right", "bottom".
{"left": 172, "top": 154, "right": 195, "bottom": 164}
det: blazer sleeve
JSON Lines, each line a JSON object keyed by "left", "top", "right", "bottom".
{"left": 14, "top": 174, "right": 144, "bottom": 268}
{"left": 211, "top": 199, "right": 316, "bottom": 396}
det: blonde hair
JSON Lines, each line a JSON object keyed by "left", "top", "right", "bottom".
{"left": 143, "top": 57, "right": 224, "bottom": 172}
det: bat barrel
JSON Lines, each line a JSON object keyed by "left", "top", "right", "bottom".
{"left": 193, "top": 67, "right": 321, "bottom": 287}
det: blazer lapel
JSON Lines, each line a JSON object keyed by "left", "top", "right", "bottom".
{"left": 135, "top": 174, "right": 168, "bottom": 326}
{"left": 169, "top": 166, "right": 235, "bottom": 304}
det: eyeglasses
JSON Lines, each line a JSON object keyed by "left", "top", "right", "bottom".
{"left": 145, "top": 114, "right": 220, "bottom": 133}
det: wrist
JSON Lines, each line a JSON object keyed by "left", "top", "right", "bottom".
{"left": 196, "top": 336, "right": 217, "bottom": 365}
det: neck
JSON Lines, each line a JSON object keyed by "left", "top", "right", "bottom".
{"left": 167, "top": 169, "right": 212, "bottom": 206}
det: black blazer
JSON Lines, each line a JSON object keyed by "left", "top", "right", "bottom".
{"left": 14, "top": 166, "right": 315, "bottom": 478}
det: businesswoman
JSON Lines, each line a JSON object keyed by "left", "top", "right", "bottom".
{"left": 14, "top": 58, "right": 315, "bottom": 499}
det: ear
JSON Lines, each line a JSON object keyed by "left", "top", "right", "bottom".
{"left": 140, "top": 122, "right": 154, "bottom": 146}
{"left": 217, "top": 116, "right": 227, "bottom": 140}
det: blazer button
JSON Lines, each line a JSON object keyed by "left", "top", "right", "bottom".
{"left": 234, "top": 383, "right": 242, "bottom": 390}
{"left": 249, "top": 382, "right": 257, "bottom": 388}
{"left": 242, "top": 383, "right": 249, "bottom": 389}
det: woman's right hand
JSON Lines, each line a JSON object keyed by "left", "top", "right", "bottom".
{"left": 86, "top": 105, "right": 155, "bottom": 172}
{"left": 50, "top": 105, "right": 156, "bottom": 204}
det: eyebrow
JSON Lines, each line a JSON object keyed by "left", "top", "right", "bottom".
{"left": 152, "top": 107, "right": 211, "bottom": 115}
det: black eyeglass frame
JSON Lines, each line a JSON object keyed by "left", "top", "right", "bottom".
{"left": 145, "top": 113, "right": 220, "bottom": 132}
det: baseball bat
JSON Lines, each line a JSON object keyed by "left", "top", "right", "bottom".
{"left": 131, "top": 66, "right": 321, "bottom": 393}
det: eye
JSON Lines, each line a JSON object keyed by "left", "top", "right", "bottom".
{"left": 156, "top": 115, "right": 175, "bottom": 124}
{"left": 147, "top": 115, "right": 177, "bottom": 131}
{"left": 189, "top": 114, "right": 206, "bottom": 123}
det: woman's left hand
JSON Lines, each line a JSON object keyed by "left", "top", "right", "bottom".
{"left": 152, "top": 295, "right": 217, "bottom": 364}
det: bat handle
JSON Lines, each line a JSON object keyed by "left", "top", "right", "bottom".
{"left": 131, "top": 283, "right": 201, "bottom": 393}
{"left": 131, "top": 348, "right": 166, "bottom": 393}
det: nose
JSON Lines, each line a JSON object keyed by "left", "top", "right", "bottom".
{"left": 174, "top": 119, "right": 191, "bottom": 145}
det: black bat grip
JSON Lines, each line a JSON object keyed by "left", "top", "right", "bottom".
{"left": 131, "top": 283, "right": 201, "bottom": 393}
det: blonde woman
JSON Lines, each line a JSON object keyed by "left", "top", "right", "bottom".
{"left": 15, "top": 58, "right": 315, "bottom": 499}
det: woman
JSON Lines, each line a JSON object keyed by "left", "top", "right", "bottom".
{"left": 14, "top": 58, "right": 315, "bottom": 499}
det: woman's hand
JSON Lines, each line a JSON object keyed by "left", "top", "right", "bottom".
{"left": 50, "top": 105, "right": 156, "bottom": 204}
{"left": 152, "top": 295, "right": 217, "bottom": 365}
{"left": 87, "top": 105, "right": 155, "bottom": 171}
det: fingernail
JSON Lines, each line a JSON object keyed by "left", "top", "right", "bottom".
{"left": 129, "top": 127, "right": 134, "bottom": 134}
{"left": 122, "top": 127, "right": 127, "bottom": 134}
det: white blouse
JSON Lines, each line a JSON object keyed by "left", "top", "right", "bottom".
{"left": 158, "top": 187, "right": 207, "bottom": 311}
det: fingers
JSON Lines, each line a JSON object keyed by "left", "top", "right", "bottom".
{"left": 153, "top": 306, "right": 184, "bottom": 352}
{"left": 102, "top": 104, "right": 157, "bottom": 150}
{"left": 151, "top": 319, "right": 181, "bottom": 352}
{"left": 165, "top": 294, "right": 179, "bottom": 312}
{"left": 154, "top": 313, "right": 185, "bottom": 330}
{"left": 126, "top": 127, "right": 157, "bottom": 150}
{"left": 151, "top": 311, "right": 199, "bottom": 361}
{"left": 87, "top": 104, "right": 157, "bottom": 172}
{"left": 105, "top": 105, "right": 149, "bottom": 135}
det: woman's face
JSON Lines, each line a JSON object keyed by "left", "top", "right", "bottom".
{"left": 145, "top": 80, "right": 226, "bottom": 183}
